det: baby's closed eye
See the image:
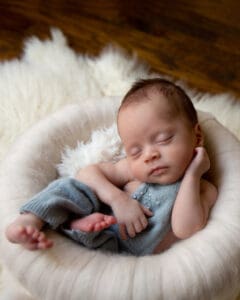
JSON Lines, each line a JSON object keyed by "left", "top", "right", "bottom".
{"left": 155, "top": 134, "right": 173, "bottom": 144}
{"left": 129, "top": 146, "right": 141, "bottom": 157}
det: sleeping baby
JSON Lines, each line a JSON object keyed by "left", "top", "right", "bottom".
{"left": 6, "top": 78, "right": 217, "bottom": 255}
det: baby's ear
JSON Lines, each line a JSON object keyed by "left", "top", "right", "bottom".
{"left": 195, "top": 124, "right": 204, "bottom": 146}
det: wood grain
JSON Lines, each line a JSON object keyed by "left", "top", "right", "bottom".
{"left": 0, "top": 0, "right": 239, "bottom": 98}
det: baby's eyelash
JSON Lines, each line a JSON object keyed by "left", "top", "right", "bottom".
{"left": 156, "top": 135, "right": 173, "bottom": 143}
{"left": 128, "top": 147, "right": 141, "bottom": 157}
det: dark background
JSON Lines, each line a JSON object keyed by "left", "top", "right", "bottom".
{"left": 0, "top": 0, "right": 239, "bottom": 98}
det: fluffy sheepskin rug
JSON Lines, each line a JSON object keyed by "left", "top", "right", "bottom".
{"left": 0, "top": 28, "right": 240, "bottom": 299}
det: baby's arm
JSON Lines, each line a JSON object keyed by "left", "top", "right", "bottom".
{"left": 75, "top": 159, "right": 152, "bottom": 239}
{"left": 171, "top": 147, "right": 217, "bottom": 239}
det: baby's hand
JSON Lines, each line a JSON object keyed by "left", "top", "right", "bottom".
{"left": 186, "top": 147, "right": 210, "bottom": 177}
{"left": 111, "top": 194, "right": 153, "bottom": 240}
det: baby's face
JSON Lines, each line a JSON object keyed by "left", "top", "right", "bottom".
{"left": 118, "top": 94, "right": 199, "bottom": 184}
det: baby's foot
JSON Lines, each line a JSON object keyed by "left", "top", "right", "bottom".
{"left": 6, "top": 215, "right": 53, "bottom": 250}
{"left": 70, "top": 213, "right": 117, "bottom": 232}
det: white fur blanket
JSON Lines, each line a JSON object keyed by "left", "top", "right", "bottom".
{"left": 0, "top": 29, "right": 240, "bottom": 299}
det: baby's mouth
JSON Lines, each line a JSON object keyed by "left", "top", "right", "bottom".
{"left": 150, "top": 166, "right": 168, "bottom": 176}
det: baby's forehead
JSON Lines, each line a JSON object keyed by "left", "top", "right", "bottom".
{"left": 118, "top": 92, "right": 176, "bottom": 121}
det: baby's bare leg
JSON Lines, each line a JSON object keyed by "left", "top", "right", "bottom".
{"left": 70, "top": 213, "right": 117, "bottom": 232}
{"left": 5, "top": 213, "right": 53, "bottom": 250}
{"left": 153, "top": 230, "right": 179, "bottom": 254}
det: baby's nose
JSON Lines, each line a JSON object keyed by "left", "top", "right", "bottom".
{"left": 144, "top": 148, "right": 160, "bottom": 163}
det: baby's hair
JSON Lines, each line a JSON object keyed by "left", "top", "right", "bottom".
{"left": 119, "top": 78, "right": 198, "bottom": 126}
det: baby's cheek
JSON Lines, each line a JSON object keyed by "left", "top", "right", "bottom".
{"left": 177, "top": 153, "right": 194, "bottom": 172}
{"left": 131, "top": 163, "right": 145, "bottom": 182}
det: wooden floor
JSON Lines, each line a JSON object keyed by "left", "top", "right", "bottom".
{"left": 0, "top": 0, "right": 240, "bottom": 98}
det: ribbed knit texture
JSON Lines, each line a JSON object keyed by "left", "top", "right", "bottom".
{"left": 21, "top": 177, "right": 180, "bottom": 255}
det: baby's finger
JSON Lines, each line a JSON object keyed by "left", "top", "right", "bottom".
{"left": 127, "top": 223, "right": 136, "bottom": 238}
{"left": 142, "top": 205, "right": 153, "bottom": 217}
{"left": 140, "top": 216, "right": 148, "bottom": 229}
{"left": 134, "top": 220, "right": 144, "bottom": 233}
{"left": 119, "top": 224, "right": 128, "bottom": 240}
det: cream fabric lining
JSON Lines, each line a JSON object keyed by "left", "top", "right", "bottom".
{"left": 0, "top": 29, "right": 240, "bottom": 300}
{"left": 0, "top": 101, "right": 240, "bottom": 300}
